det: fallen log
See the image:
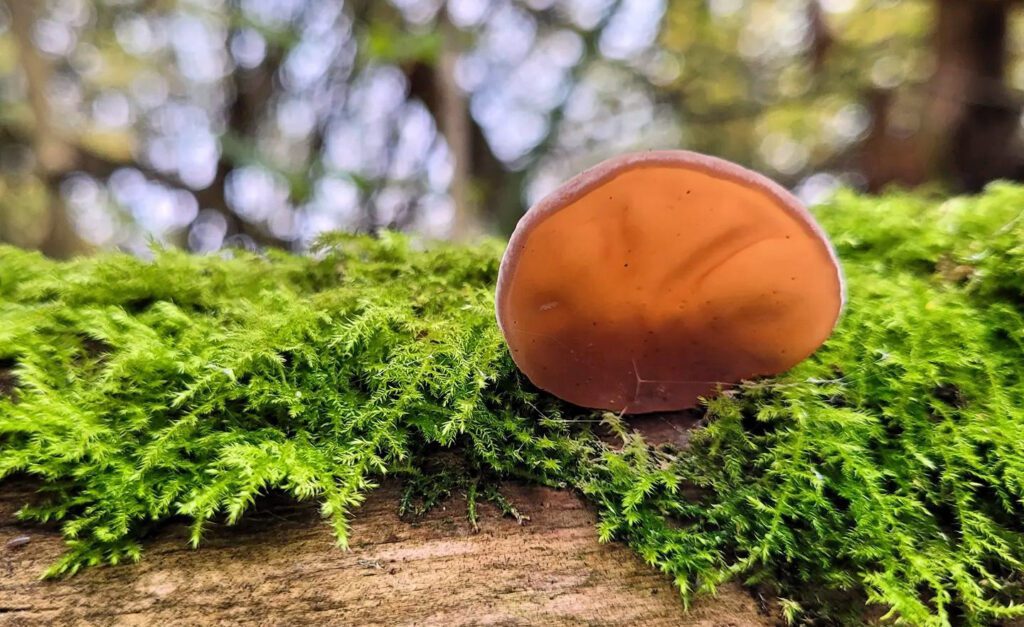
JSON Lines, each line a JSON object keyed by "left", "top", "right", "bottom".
{"left": 0, "top": 481, "right": 775, "bottom": 626}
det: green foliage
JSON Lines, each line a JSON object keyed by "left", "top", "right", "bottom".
{"left": 5, "top": 186, "right": 1024, "bottom": 624}
{"left": 362, "top": 21, "right": 442, "bottom": 65}
{"left": 661, "top": 0, "right": 932, "bottom": 180}
{"left": 396, "top": 454, "right": 528, "bottom": 530}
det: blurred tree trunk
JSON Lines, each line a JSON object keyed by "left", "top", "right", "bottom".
{"left": 197, "top": 50, "right": 287, "bottom": 251}
{"left": 407, "top": 50, "right": 511, "bottom": 238}
{"left": 6, "top": 0, "right": 87, "bottom": 258}
{"left": 937, "top": 0, "right": 1022, "bottom": 190}
{"left": 197, "top": 3, "right": 290, "bottom": 251}
{"left": 862, "top": 0, "right": 1023, "bottom": 191}
{"left": 436, "top": 12, "right": 480, "bottom": 240}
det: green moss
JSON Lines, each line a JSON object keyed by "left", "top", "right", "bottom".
{"left": 4, "top": 186, "right": 1024, "bottom": 625}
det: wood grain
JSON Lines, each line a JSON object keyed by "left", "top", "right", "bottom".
{"left": 0, "top": 480, "right": 777, "bottom": 626}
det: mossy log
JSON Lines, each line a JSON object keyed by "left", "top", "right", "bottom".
{"left": 8, "top": 186, "right": 1024, "bottom": 624}
{"left": 0, "top": 479, "right": 773, "bottom": 626}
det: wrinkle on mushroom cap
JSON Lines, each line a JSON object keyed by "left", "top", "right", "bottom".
{"left": 495, "top": 150, "right": 845, "bottom": 414}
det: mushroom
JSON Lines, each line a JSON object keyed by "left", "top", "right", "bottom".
{"left": 495, "top": 150, "right": 844, "bottom": 413}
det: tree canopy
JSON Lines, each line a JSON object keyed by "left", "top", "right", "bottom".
{"left": 2, "top": 0, "right": 1023, "bottom": 256}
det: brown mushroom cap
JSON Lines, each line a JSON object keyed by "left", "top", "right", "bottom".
{"left": 495, "top": 150, "right": 844, "bottom": 413}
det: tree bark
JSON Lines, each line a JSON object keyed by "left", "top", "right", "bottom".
{"left": 0, "top": 480, "right": 776, "bottom": 626}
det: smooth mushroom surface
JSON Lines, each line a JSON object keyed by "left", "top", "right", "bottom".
{"left": 495, "top": 150, "right": 844, "bottom": 413}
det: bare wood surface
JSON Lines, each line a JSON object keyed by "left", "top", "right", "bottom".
{"left": 0, "top": 479, "right": 777, "bottom": 626}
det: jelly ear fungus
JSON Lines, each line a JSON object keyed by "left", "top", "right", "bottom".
{"left": 495, "top": 150, "right": 845, "bottom": 414}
